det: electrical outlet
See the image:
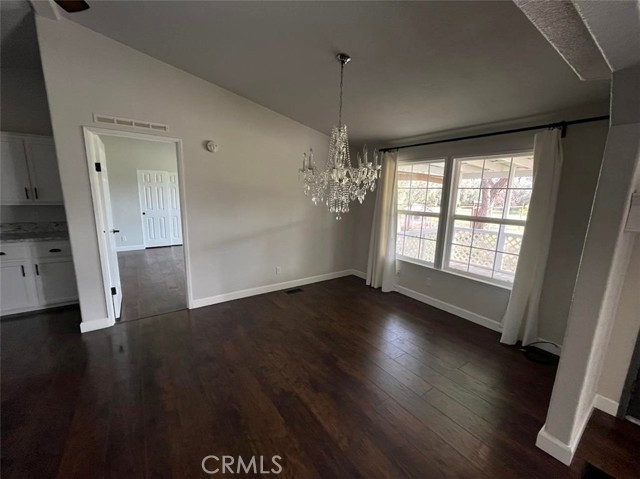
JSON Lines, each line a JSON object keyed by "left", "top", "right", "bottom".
{"left": 121, "top": 235, "right": 127, "bottom": 242}
{"left": 276, "top": 266, "right": 282, "bottom": 275}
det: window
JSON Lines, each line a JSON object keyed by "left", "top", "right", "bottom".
{"left": 396, "top": 153, "right": 533, "bottom": 286}
{"left": 396, "top": 161, "right": 446, "bottom": 265}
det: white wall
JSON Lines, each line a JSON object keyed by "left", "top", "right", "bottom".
{"left": 361, "top": 122, "right": 608, "bottom": 343}
{"left": 101, "top": 136, "right": 178, "bottom": 249}
{"left": 35, "top": 17, "right": 355, "bottom": 329}
{"left": 597, "top": 235, "right": 640, "bottom": 405}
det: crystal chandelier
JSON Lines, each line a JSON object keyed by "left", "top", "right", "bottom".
{"left": 299, "top": 53, "right": 381, "bottom": 220}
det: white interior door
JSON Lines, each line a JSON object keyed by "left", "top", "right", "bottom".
{"left": 138, "top": 170, "right": 177, "bottom": 247}
{"left": 92, "top": 134, "right": 123, "bottom": 319}
{"left": 166, "top": 172, "right": 183, "bottom": 246}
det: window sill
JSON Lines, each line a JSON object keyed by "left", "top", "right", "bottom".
{"left": 396, "top": 256, "right": 513, "bottom": 291}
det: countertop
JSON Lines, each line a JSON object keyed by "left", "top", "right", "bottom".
{"left": 0, "top": 232, "right": 70, "bottom": 243}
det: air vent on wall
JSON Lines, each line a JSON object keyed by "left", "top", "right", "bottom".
{"left": 93, "top": 113, "right": 169, "bottom": 132}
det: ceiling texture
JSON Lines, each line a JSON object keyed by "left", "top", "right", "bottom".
{"left": 6, "top": 1, "right": 611, "bottom": 143}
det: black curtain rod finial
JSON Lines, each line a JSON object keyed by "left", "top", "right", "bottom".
{"left": 560, "top": 122, "right": 568, "bottom": 138}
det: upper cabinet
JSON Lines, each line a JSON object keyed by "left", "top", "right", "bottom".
{"left": 25, "top": 138, "right": 64, "bottom": 204}
{"left": 0, "top": 132, "right": 64, "bottom": 205}
{"left": 1, "top": 136, "right": 32, "bottom": 204}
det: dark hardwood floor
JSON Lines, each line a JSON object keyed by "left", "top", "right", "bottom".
{"left": 2, "top": 276, "right": 639, "bottom": 478}
{"left": 574, "top": 410, "right": 640, "bottom": 478}
{"left": 117, "top": 245, "right": 186, "bottom": 322}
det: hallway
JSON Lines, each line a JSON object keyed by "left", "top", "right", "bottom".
{"left": 117, "top": 246, "right": 186, "bottom": 322}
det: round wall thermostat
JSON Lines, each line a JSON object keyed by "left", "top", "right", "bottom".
{"left": 205, "top": 141, "right": 219, "bottom": 153}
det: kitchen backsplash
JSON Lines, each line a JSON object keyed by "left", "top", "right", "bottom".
{"left": 0, "top": 222, "right": 68, "bottom": 234}
{"left": 0, "top": 205, "right": 68, "bottom": 223}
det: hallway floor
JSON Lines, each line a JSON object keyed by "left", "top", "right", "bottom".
{"left": 117, "top": 245, "right": 186, "bottom": 322}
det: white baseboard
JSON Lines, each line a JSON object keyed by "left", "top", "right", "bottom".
{"left": 394, "top": 285, "right": 503, "bottom": 332}
{"left": 191, "top": 269, "right": 363, "bottom": 309}
{"left": 116, "top": 244, "right": 145, "bottom": 252}
{"left": 626, "top": 415, "right": 640, "bottom": 426}
{"left": 593, "top": 394, "right": 619, "bottom": 416}
{"left": 351, "top": 269, "right": 366, "bottom": 279}
{"left": 80, "top": 316, "right": 115, "bottom": 333}
{"left": 536, "top": 427, "right": 574, "bottom": 466}
{"left": 1, "top": 300, "right": 79, "bottom": 318}
{"left": 536, "top": 394, "right": 598, "bottom": 465}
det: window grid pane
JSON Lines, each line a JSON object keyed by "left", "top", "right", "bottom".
{"left": 452, "top": 219, "right": 472, "bottom": 246}
{"left": 449, "top": 244, "right": 471, "bottom": 272}
{"left": 419, "top": 239, "right": 437, "bottom": 264}
{"left": 403, "top": 236, "right": 420, "bottom": 258}
{"left": 401, "top": 160, "right": 446, "bottom": 214}
{"left": 396, "top": 213, "right": 439, "bottom": 265}
{"left": 447, "top": 154, "right": 532, "bottom": 283}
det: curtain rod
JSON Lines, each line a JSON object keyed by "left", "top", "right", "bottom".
{"left": 378, "top": 115, "right": 610, "bottom": 153}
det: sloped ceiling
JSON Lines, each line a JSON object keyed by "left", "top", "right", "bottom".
{"left": 17, "top": 1, "right": 612, "bottom": 143}
{"left": 1, "top": 0, "right": 42, "bottom": 69}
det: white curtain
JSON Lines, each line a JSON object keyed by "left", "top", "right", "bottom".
{"left": 366, "top": 150, "right": 398, "bottom": 292}
{"left": 501, "top": 129, "right": 564, "bottom": 345}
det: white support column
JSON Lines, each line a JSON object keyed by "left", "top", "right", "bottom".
{"left": 537, "top": 65, "right": 640, "bottom": 465}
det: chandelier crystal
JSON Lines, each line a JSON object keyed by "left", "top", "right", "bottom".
{"left": 299, "top": 53, "right": 381, "bottom": 220}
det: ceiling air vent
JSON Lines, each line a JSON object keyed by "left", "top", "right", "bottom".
{"left": 93, "top": 113, "right": 169, "bottom": 132}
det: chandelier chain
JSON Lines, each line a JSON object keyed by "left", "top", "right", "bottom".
{"left": 338, "top": 60, "right": 344, "bottom": 128}
{"left": 298, "top": 53, "right": 381, "bottom": 220}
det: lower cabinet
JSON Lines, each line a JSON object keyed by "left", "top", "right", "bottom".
{"left": 33, "top": 258, "right": 78, "bottom": 306}
{"left": 0, "top": 241, "right": 78, "bottom": 316}
{"left": 0, "top": 263, "right": 37, "bottom": 313}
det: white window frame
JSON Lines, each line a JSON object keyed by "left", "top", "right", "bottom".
{"left": 396, "top": 158, "right": 448, "bottom": 268}
{"left": 396, "top": 149, "right": 533, "bottom": 289}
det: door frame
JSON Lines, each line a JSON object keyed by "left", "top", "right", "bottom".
{"left": 618, "top": 330, "right": 640, "bottom": 420}
{"left": 82, "top": 126, "right": 193, "bottom": 326}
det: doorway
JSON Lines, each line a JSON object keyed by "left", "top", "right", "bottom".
{"left": 83, "top": 127, "right": 190, "bottom": 324}
{"left": 620, "top": 332, "right": 640, "bottom": 426}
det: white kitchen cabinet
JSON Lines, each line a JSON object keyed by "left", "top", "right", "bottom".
{"left": 0, "top": 136, "right": 32, "bottom": 204}
{"left": 25, "top": 138, "right": 64, "bottom": 204}
{"left": 0, "top": 240, "right": 77, "bottom": 316}
{"left": 0, "top": 132, "right": 64, "bottom": 205}
{"left": 0, "top": 263, "right": 37, "bottom": 312}
{"left": 33, "top": 257, "right": 78, "bottom": 306}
